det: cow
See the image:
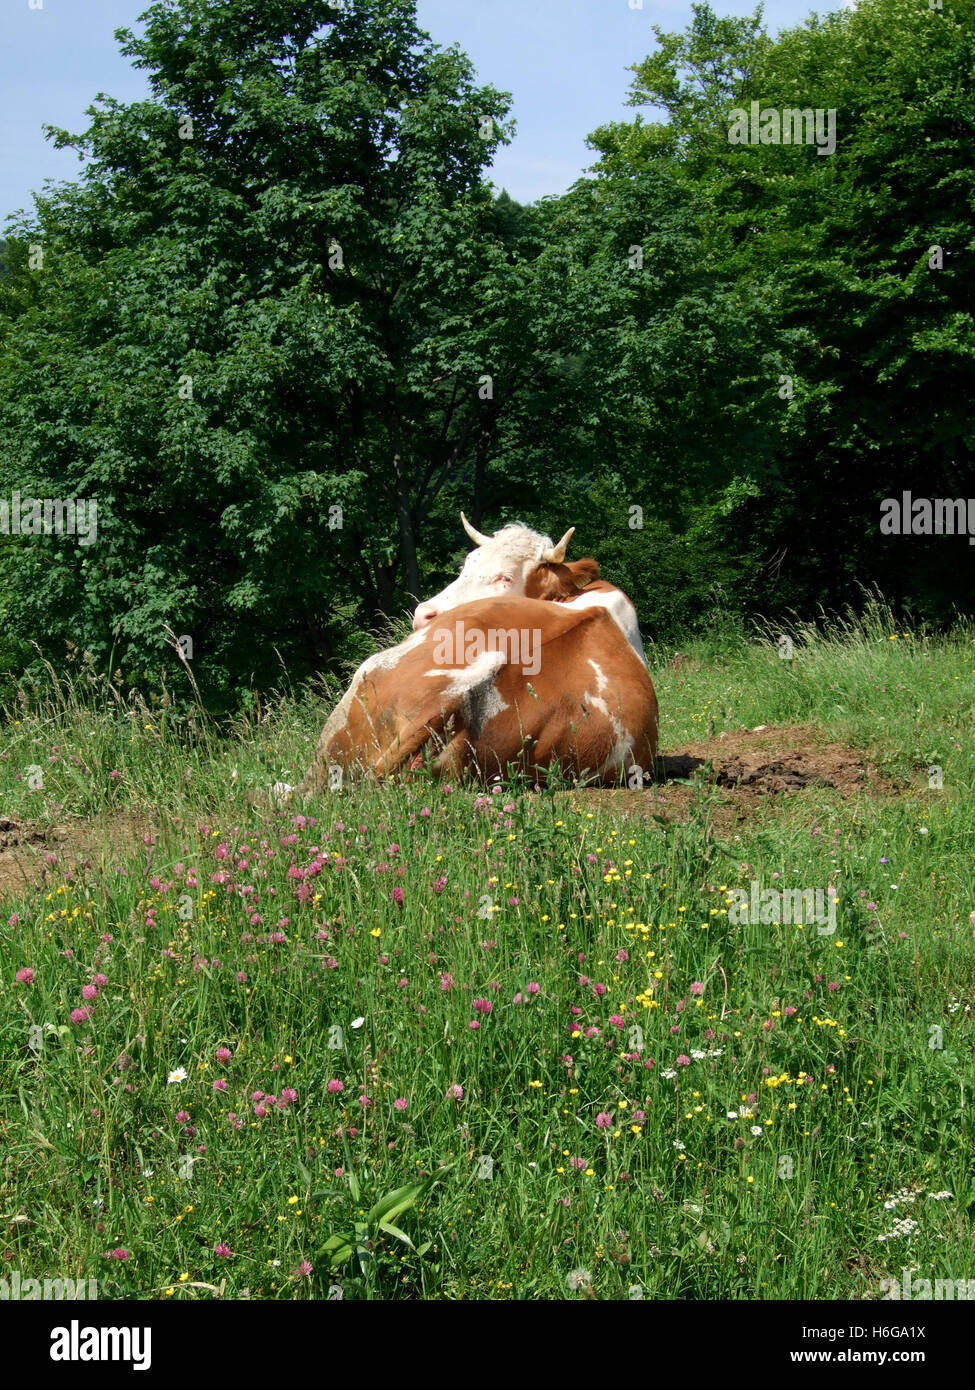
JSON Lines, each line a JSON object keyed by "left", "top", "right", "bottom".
{"left": 299, "top": 517, "right": 657, "bottom": 791}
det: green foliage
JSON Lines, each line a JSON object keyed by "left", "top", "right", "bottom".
{"left": 317, "top": 1167, "right": 439, "bottom": 1291}
{"left": 598, "top": 0, "right": 975, "bottom": 623}
{"left": 0, "top": 0, "right": 972, "bottom": 707}
{"left": 0, "top": 0, "right": 518, "bottom": 708}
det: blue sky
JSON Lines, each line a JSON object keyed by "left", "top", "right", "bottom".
{"left": 1, "top": 0, "right": 830, "bottom": 224}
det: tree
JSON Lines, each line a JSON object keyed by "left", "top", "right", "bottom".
{"left": 0, "top": 0, "right": 521, "bottom": 706}
{"left": 583, "top": 0, "right": 975, "bottom": 623}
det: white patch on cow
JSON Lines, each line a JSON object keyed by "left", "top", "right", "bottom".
{"left": 571, "top": 589, "right": 645, "bottom": 660}
{"left": 583, "top": 691, "right": 610, "bottom": 718}
{"left": 423, "top": 649, "right": 509, "bottom": 742}
{"left": 369, "top": 627, "right": 429, "bottom": 670}
{"left": 462, "top": 681, "right": 508, "bottom": 741}
{"left": 587, "top": 659, "right": 608, "bottom": 692}
{"left": 426, "top": 647, "right": 507, "bottom": 694}
{"left": 597, "top": 717, "right": 636, "bottom": 777}
{"left": 319, "top": 628, "right": 431, "bottom": 747}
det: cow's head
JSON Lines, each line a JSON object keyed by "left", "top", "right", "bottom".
{"left": 412, "top": 514, "right": 597, "bottom": 629}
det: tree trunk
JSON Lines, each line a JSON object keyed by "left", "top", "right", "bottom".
{"left": 472, "top": 413, "right": 496, "bottom": 529}
{"left": 374, "top": 560, "right": 397, "bottom": 622}
{"left": 392, "top": 451, "right": 420, "bottom": 603}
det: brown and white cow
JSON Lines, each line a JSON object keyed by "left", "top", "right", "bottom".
{"left": 299, "top": 518, "right": 656, "bottom": 791}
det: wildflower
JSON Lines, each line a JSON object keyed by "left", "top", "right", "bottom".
{"left": 15, "top": 967, "right": 35, "bottom": 984}
{"left": 327, "top": 1079, "right": 344, "bottom": 1094}
{"left": 71, "top": 1008, "right": 92, "bottom": 1025}
{"left": 214, "top": 1243, "right": 232, "bottom": 1258}
{"left": 675, "top": 1055, "right": 691, "bottom": 1067}
{"left": 393, "top": 1098, "right": 408, "bottom": 1111}
{"left": 167, "top": 1068, "right": 187, "bottom": 1085}
{"left": 689, "top": 982, "right": 704, "bottom": 996}
{"left": 595, "top": 1112, "right": 613, "bottom": 1129}
{"left": 447, "top": 1084, "right": 464, "bottom": 1101}
{"left": 216, "top": 1047, "right": 231, "bottom": 1062}
{"left": 566, "top": 1268, "right": 592, "bottom": 1292}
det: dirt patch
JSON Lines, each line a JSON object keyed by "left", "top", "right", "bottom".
{"left": 0, "top": 812, "right": 156, "bottom": 901}
{"left": 557, "top": 724, "right": 900, "bottom": 831}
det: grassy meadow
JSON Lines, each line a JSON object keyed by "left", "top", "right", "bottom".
{"left": 1, "top": 602, "right": 973, "bottom": 1300}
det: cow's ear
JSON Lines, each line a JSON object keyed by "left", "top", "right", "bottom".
{"left": 571, "top": 559, "right": 600, "bottom": 588}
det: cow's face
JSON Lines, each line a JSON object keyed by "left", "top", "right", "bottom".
{"left": 412, "top": 515, "right": 577, "bottom": 629}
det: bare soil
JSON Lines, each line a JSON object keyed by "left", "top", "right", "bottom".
{"left": 556, "top": 723, "right": 903, "bottom": 833}
{"left": 0, "top": 811, "right": 155, "bottom": 902}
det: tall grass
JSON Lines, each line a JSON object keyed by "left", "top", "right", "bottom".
{"left": 1, "top": 612, "right": 972, "bottom": 1299}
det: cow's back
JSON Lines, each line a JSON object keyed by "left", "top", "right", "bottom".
{"left": 301, "top": 596, "right": 657, "bottom": 790}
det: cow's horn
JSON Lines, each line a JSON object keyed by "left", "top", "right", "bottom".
{"left": 541, "top": 526, "right": 575, "bottom": 564}
{"left": 460, "top": 511, "right": 492, "bottom": 547}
